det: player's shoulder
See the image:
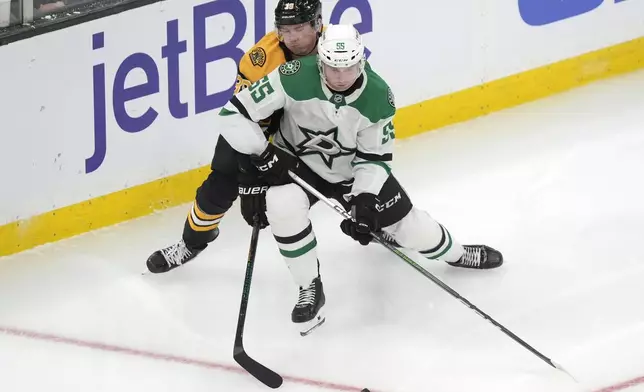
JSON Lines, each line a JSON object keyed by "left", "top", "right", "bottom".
{"left": 364, "top": 62, "right": 394, "bottom": 107}
{"left": 239, "top": 31, "right": 287, "bottom": 82}
{"left": 277, "top": 55, "right": 319, "bottom": 78}
{"left": 352, "top": 61, "right": 396, "bottom": 123}
{"left": 276, "top": 56, "right": 323, "bottom": 98}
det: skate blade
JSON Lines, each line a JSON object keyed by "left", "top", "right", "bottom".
{"left": 299, "top": 316, "right": 326, "bottom": 337}
{"left": 298, "top": 307, "right": 326, "bottom": 337}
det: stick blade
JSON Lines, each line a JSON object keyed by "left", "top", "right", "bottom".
{"left": 551, "top": 360, "right": 578, "bottom": 383}
{"left": 234, "top": 349, "right": 283, "bottom": 388}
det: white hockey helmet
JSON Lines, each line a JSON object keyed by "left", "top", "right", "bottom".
{"left": 317, "top": 24, "right": 365, "bottom": 88}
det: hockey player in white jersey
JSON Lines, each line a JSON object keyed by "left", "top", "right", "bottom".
{"left": 219, "top": 24, "right": 504, "bottom": 335}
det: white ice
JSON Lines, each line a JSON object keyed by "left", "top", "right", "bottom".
{"left": 2, "top": 69, "right": 644, "bottom": 392}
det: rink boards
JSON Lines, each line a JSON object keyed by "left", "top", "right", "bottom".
{"left": 0, "top": 0, "right": 643, "bottom": 256}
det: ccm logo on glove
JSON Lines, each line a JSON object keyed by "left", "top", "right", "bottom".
{"left": 375, "top": 192, "right": 401, "bottom": 212}
{"left": 239, "top": 185, "right": 269, "bottom": 195}
{"left": 257, "top": 154, "right": 279, "bottom": 172}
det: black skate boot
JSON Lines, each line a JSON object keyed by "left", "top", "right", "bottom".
{"left": 447, "top": 245, "right": 503, "bottom": 269}
{"left": 292, "top": 276, "right": 326, "bottom": 336}
{"left": 146, "top": 229, "right": 218, "bottom": 273}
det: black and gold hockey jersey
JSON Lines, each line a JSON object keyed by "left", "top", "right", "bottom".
{"left": 234, "top": 31, "right": 293, "bottom": 131}
{"left": 235, "top": 31, "right": 292, "bottom": 94}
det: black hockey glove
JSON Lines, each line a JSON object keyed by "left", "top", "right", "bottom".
{"left": 250, "top": 143, "right": 299, "bottom": 186}
{"left": 238, "top": 159, "right": 270, "bottom": 229}
{"left": 340, "top": 193, "right": 381, "bottom": 246}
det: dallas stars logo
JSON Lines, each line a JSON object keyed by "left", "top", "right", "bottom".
{"left": 296, "top": 126, "right": 356, "bottom": 168}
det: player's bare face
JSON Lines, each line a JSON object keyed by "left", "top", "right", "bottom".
{"left": 322, "top": 63, "right": 360, "bottom": 92}
{"left": 278, "top": 23, "right": 318, "bottom": 57}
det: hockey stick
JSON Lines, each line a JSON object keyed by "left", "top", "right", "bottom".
{"left": 233, "top": 216, "right": 283, "bottom": 389}
{"left": 288, "top": 170, "right": 575, "bottom": 379}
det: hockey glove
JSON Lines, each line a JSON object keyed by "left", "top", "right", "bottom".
{"left": 250, "top": 143, "right": 298, "bottom": 186}
{"left": 238, "top": 159, "right": 270, "bottom": 229}
{"left": 340, "top": 193, "right": 381, "bottom": 246}
{"left": 238, "top": 183, "right": 269, "bottom": 229}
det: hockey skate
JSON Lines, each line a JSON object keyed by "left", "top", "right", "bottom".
{"left": 447, "top": 245, "right": 503, "bottom": 269}
{"left": 146, "top": 229, "right": 218, "bottom": 273}
{"left": 292, "top": 276, "right": 326, "bottom": 336}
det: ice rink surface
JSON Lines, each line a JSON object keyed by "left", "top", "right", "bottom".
{"left": 2, "top": 69, "right": 644, "bottom": 392}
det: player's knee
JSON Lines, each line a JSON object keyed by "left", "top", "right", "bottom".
{"left": 266, "top": 184, "right": 310, "bottom": 222}
{"left": 196, "top": 170, "right": 238, "bottom": 212}
{"left": 388, "top": 208, "right": 442, "bottom": 251}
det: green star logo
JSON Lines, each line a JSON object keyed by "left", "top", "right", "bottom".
{"left": 296, "top": 126, "right": 356, "bottom": 168}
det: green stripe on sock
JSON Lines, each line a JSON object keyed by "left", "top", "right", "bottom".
{"left": 425, "top": 227, "right": 453, "bottom": 260}
{"left": 279, "top": 238, "right": 317, "bottom": 258}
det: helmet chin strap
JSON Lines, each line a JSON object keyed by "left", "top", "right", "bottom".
{"left": 299, "top": 18, "right": 323, "bottom": 56}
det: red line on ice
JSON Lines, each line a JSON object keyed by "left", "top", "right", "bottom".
{"left": 594, "top": 376, "right": 644, "bottom": 392}
{"left": 13, "top": 324, "right": 644, "bottom": 392}
{"left": 0, "top": 325, "right": 373, "bottom": 392}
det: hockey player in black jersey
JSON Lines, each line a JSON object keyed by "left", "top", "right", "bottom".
{"left": 146, "top": 0, "right": 324, "bottom": 273}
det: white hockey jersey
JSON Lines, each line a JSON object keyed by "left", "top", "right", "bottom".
{"left": 219, "top": 56, "right": 397, "bottom": 197}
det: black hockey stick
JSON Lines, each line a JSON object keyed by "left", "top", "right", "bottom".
{"left": 288, "top": 170, "right": 575, "bottom": 380}
{"left": 233, "top": 216, "right": 283, "bottom": 388}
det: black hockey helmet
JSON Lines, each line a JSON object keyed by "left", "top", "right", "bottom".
{"left": 274, "top": 0, "right": 322, "bottom": 27}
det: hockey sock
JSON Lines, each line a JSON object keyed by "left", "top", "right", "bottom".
{"left": 182, "top": 200, "right": 224, "bottom": 249}
{"left": 419, "top": 222, "right": 464, "bottom": 263}
{"left": 273, "top": 222, "right": 320, "bottom": 287}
